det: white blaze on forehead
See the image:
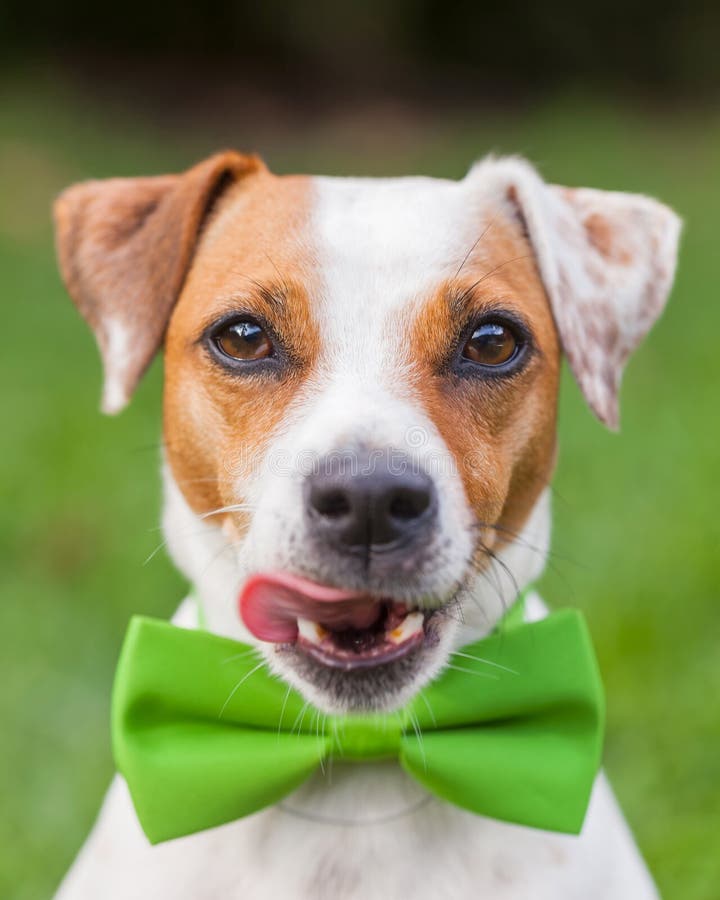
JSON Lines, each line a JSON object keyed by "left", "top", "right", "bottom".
{"left": 311, "top": 174, "right": 484, "bottom": 274}
{"left": 292, "top": 173, "right": 497, "bottom": 493}
{"left": 309, "top": 174, "right": 493, "bottom": 376}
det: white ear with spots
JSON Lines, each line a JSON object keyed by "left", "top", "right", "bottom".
{"left": 470, "top": 157, "right": 682, "bottom": 428}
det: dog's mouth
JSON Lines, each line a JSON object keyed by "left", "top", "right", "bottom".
{"left": 239, "top": 572, "right": 433, "bottom": 671}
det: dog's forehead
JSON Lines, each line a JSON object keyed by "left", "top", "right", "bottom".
{"left": 310, "top": 174, "right": 491, "bottom": 291}
{"left": 193, "top": 169, "right": 516, "bottom": 313}
{"left": 180, "top": 168, "right": 544, "bottom": 393}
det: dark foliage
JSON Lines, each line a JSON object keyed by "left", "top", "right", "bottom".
{"left": 1, "top": 0, "right": 719, "bottom": 96}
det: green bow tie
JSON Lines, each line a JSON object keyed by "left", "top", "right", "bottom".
{"left": 112, "top": 608, "right": 604, "bottom": 844}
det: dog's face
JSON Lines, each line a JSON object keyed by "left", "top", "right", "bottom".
{"left": 161, "top": 170, "right": 562, "bottom": 710}
{"left": 54, "top": 153, "right": 679, "bottom": 713}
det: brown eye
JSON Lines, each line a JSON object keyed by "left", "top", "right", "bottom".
{"left": 214, "top": 319, "right": 273, "bottom": 362}
{"left": 462, "top": 321, "right": 519, "bottom": 367}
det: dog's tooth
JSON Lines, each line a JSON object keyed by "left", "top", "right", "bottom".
{"left": 297, "top": 618, "right": 327, "bottom": 644}
{"left": 387, "top": 611, "right": 424, "bottom": 645}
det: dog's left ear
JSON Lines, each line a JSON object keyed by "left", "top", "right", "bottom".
{"left": 474, "top": 158, "right": 682, "bottom": 428}
{"left": 54, "top": 151, "right": 264, "bottom": 414}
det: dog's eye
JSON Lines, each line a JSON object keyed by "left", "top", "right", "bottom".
{"left": 462, "top": 321, "right": 519, "bottom": 367}
{"left": 214, "top": 319, "right": 273, "bottom": 362}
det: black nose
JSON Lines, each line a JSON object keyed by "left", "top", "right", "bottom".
{"left": 305, "top": 453, "right": 437, "bottom": 551}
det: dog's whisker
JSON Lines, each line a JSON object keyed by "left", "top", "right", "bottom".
{"left": 221, "top": 648, "right": 262, "bottom": 665}
{"left": 277, "top": 684, "right": 293, "bottom": 739}
{"left": 290, "top": 700, "right": 312, "bottom": 737}
{"left": 199, "top": 543, "right": 237, "bottom": 579}
{"left": 321, "top": 715, "right": 330, "bottom": 776}
{"left": 199, "top": 503, "right": 257, "bottom": 521}
{"left": 451, "top": 254, "right": 534, "bottom": 316}
{"left": 466, "top": 561, "right": 507, "bottom": 618}
{"left": 445, "top": 663, "right": 499, "bottom": 680}
{"left": 476, "top": 555, "right": 504, "bottom": 602}
{"left": 261, "top": 250, "right": 291, "bottom": 290}
{"left": 472, "top": 539, "right": 521, "bottom": 615}
{"left": 475, "top": 519, "right": 578, "bottom": 569}
{"left": 175, "top": 476, "right": 238, "bottom": 486}
{"left": 314, "top": 710, "right": 326, "bottom": 774}
{"left": 218, "top": 661, "right": 266, "bottom": 719}
{"left": 417, "top": 690, "right": 437, "bottom": 727}
{"left": 143, "top": 522, "right": 242, "bottom": 568}
{"left": 451, "top": 219, "right": 496, "bottom": 280}
{"left": 406, "top": 709, "right": 427, "bottom": 772}
{"left": 450, "top": 649, "right": 518, "bottom": 675}
{"left": 142, "top": 538, "right": 170, "bottom": 567}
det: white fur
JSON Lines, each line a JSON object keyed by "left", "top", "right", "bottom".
{"left": 58, "top": 770, "right": 657, "bottom": 900}
{"left": 100, "top": 319, "right": 133, "bottom": 415}
{"left": 55, "top": 162, "right": 674, "bottom": 898}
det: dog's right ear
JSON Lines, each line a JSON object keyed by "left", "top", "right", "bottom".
{"left": 54, "top": 151, "right": 264, "bottom": 414}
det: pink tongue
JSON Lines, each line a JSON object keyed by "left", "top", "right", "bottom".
{"left": 239, "top": 572, "right": 382, "bottom": 643}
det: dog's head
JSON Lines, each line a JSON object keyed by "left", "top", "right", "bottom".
{"left": 54, "top": 152, "right": 680, "bottom": 713}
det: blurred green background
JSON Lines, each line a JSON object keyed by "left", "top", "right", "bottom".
{"left": 1, "top": 6, "right": 719, "bottom": 898}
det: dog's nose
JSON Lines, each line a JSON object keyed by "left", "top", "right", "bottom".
{"left": 305, "top": 455, "right": 437, "bottom": 551}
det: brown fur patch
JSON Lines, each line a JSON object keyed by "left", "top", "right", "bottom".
{"left": 408, "top": 214, "right": 560, "bottom": 550}
{"left": 584, "top": 212, "right": 633, "bottom": 265}
{"left": 163, "top": 170, "right": 320, "bottom": 532}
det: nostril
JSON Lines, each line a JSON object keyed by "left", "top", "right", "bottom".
{"left": 311, "top": 488, "right": 352, "bottom": 519}
{"left": 388, "top": 486, "right": 432, "bottom": 521}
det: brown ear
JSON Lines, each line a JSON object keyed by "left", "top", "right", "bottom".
{"left": 469, "top": 157, "right": 682, "bottom": 429}
{"left": 54, "top": 151, "right": 264, "bottom": 413}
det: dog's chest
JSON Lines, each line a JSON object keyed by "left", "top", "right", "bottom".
{"left": 218, "top": 778, "right": 596, "bottom": 900}
{"left": 58, "top": 767, "right": 657, "bottom": 900}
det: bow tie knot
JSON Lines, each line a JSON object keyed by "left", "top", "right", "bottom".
{"left": 333, "top": 716, "right": 404, "bottom": 760}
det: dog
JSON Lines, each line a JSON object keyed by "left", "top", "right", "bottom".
{"left": 52, "top": 151, "right": 680, "bottom": 899}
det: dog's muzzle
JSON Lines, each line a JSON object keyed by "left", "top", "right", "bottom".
{"left": 238, "top": 450, "right": 454, "bottom": 705}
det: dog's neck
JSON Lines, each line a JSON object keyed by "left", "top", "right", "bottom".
{"left": 161, "top": 464, "right": 552, "bottom": 647}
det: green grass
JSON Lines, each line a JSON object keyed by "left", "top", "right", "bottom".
{"left": 1, "top": 74, "right": 718, "bottom": 899}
